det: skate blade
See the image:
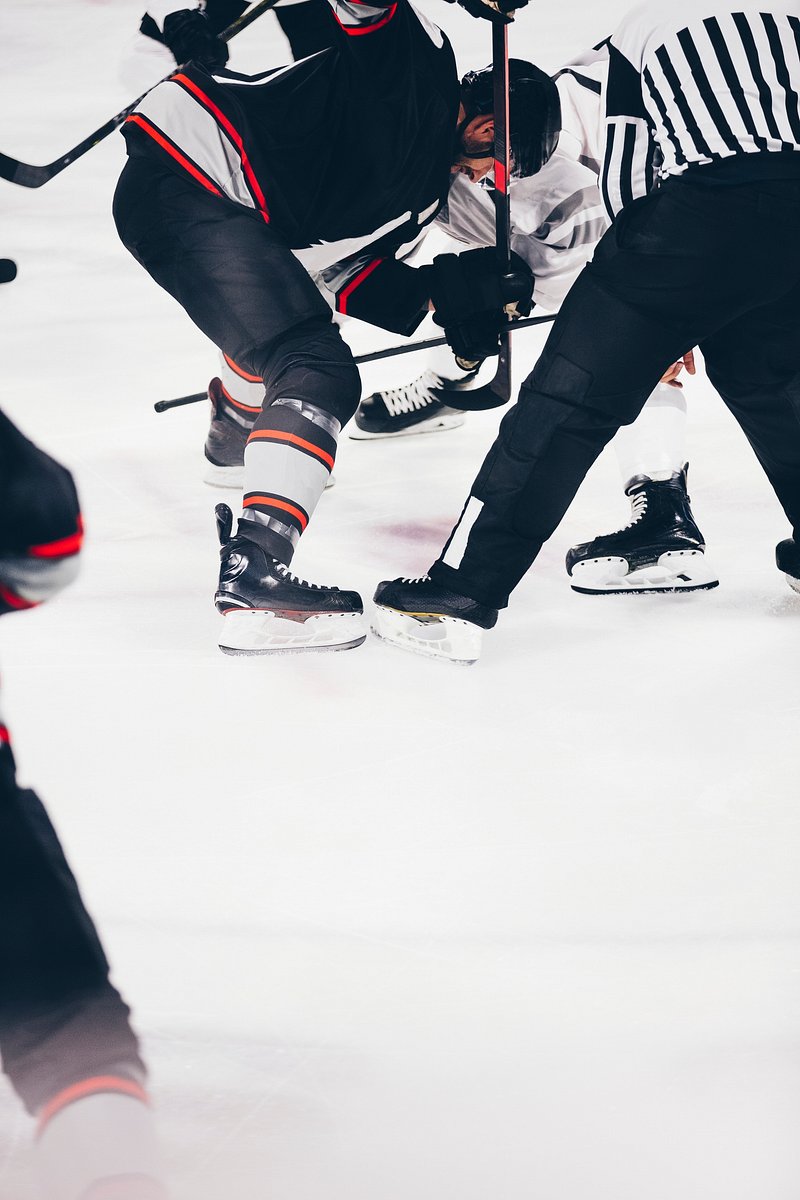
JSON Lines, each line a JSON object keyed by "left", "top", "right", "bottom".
{"left": 204, "top": 462, "right": 335, "bottom": 490}
{"left": 219, "top": 609, "right": 365, "bottom": 654}
{"left": 570, "top": 550, "right": 719, "bottom": 595}
{"left": 371, "top": 604, "right": 482, "bottom": 664}
{"left": 784, "top": 573, "right": 800, "bottom": 596}
{"left": 349, "top": 413, "right": 465, "bottom": 441}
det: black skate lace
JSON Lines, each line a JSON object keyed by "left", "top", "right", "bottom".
{"left": 382, "top": 371, "right": 441, "bottom": 417}
{"left": 273, "top": 560, "right": 322, "bottom": 589}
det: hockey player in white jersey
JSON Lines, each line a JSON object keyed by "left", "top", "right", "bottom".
{"left": 358, "top": 47, "right": 718, "bottom": 595}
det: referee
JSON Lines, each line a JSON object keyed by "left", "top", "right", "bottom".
{"left": 375, "top": 0, "right": 800, "bottom": 661}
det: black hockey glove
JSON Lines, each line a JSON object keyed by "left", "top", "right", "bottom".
{"left": 428, "top": 248, "right": 533, "bottom": 364}
{"left": 448, "top": 0, "right": 528, "bottom": 24}
{"left": 162, "top": 9, "right": 229, "bottom": 69}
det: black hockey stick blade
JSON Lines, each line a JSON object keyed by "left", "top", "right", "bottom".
{"left": 0, "top": 0, "right": 280, "bottom": 188}
{"left": 153, "top": 312, "right": 556, "bottom": 413}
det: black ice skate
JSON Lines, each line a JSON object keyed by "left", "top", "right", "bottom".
{"left": 203, "top": 377, "right": 255, "bottom": 489}
{"left": 566, "top": 465, "right": 719, "bottom": 595}
{"left": 776, "top": 536, "right": 800, "bottom": 595}
{"left": 350, "top": 369, "right": 468, "bottom": 439}
{"left": 372, "top": 576, "right": 497, "bottom": 664}
{"left": 215, "top": 504, "right": 366, "bottom": 654}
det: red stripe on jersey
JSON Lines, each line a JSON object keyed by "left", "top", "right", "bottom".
{"left": 0, "top": 584, "right": 37, "bottom": 611}
{"left": 29, "top": 518, "right": 84, "bottom": 559}
{"left": 337, "top": 257, "right": 385, "bottom": 315}
{"left": 243, "top": 495, "right": 309, "bottom": 529}
{"left": 125, "top": 115, "right": 223, "bottom": 195}
{"left": 223, "top": 353, "right": 262, "bottom": 383}
{"left": 494, "top": 159, "right": 507, "bottom": 194}
{"left": 37, "top": 1077, "right": 149, "bottom": 1135}
{"left": 172, "top": 75, "right": 270, "bottom": 222}
{"left": 247, "top": 429, "right": 335, "bottom": 471}
{"left": 331, "top": 3, "right": 397, "bottom": 35}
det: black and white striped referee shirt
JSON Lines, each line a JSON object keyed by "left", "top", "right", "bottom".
{"left": 601, "top": 1, "right": 800, "bottom": 219}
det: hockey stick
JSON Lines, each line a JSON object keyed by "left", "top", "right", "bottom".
{"left": 0, "top": 0, "right": 280, "bottom": 188}
{"left": 484, "top": 14, "right": 514, "bottom": 406}
{"left": 153, "top": 311, "right": 556, "bottom": 413}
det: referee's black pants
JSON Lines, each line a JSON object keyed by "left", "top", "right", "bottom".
{"left": 430, "top": 165, "right": 800, "bottom": 609}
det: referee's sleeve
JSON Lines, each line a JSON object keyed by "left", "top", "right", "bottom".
{"left": 600, "top": 43, "right": 655, "bottom": 220}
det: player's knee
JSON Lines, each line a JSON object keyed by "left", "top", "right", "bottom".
{"left": 257, "top": 318, "right": 361, "bottom": 427}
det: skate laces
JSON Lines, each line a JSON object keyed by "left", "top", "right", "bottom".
{"left": 618, "top": 490, "right": 648, "bottom": 531}
{"left": 400, "top": 575, "right": 431, "bottom": 585}
{"left": 381, "top": 371, "right": 441, "bottom": 417}
{"left": 272, "top": 560, "right": 323, "bottom": 590}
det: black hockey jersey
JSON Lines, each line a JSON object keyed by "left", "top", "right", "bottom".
{"left": 123, "top": 1, "right": 460, "bottom": 333}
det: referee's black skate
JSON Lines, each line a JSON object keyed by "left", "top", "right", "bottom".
{"left": 351, "top": 370, "right": 466, "bottom": 439}
{"left": 776, "top": 536, "right": 800, "bottom": 594}
{"left": 203, "top": 377, "right": 254, "bottom": 488}
{"left": 566, "top": 465, "right": 719, "bottom": 595}
{"left": 214, "top": 504, "right": 366, "bottom": 654}
{"left": 372, "top": 576, "right": 497, "bottom": 664}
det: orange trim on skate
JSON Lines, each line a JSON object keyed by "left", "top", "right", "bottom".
{"left": 223, "top": 353, "right": 261, "bottom": 383}
{"left": 37, "top": 1076, "right": 149, "bottom": 1135}
{"left": 247, "top": 429, "right": 334, "bottom": 471}
{"left": 125, "top": 115, "right": 223, "bottom": 196}
{"left": 220, "top": 381, "right": 261, "bottom": 414}
{"left": 243, "top": 495, "right": 309, "bottom": 530}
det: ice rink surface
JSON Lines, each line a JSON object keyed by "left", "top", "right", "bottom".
{"left": 1, "top": 2, "right": 799, "bottom": 1196}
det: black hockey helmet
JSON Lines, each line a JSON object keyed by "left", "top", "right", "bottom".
{"left": 459, "top": 59, "right": 561, "bottom": 178}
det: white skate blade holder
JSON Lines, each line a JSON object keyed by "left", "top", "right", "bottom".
{"left": 219, "top": 609, "right": 366, "bottom": 654}
{"left": 570, "top": 549, "right": 719, "bottom": 595}
{"left": 349, "top": 410, "right": 465, "bottom": 441}
{"left": 371, "top": 603, "right": 483, "bottom": 665}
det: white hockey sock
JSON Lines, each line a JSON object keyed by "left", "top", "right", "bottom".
{"left": 613, "top": 381, "right": 688, "bottom": 485}
{"left": 36, "top": 1078, "right": 165, "bottom": 1200}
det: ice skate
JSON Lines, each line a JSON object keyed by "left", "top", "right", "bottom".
{"left": 351, "top": 369, "right": 468, "bottom": 440}
{"left": 371, "top": 576, "right": 497, "bottom": 664}
{"left": 204, "top": 378, "right": 334, "bottom": 490}
{"left": 215, "top": 504, "right": 365, "bottom": 654}
{"left": 776, "top": 537, "right": 800, "bottom": 595}
{"left": 566, "top": 465, "right": 719, "bottom": 595}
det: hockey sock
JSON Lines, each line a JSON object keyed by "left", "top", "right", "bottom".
{"left": 239, "top": 398, "right": 339, "bottom": 562}
{"left": 36, "top": 1077, "right": 165, "bottom": 1200}
{"left": 613, "top": 381, "right": 687, "bottom": 485}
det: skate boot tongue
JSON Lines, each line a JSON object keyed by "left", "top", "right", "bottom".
{"left": 215, "top": 502, "right": 234, "bottom": 545}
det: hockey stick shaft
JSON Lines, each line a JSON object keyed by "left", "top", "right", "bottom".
{"left": 0, "top": 0, "right": 280, "bottom": 188}
{"left": 152, "top": 312, "right": 556, "bottom": 413}
{"left": 485, "top": 16, "right": 513, "bottom": 405}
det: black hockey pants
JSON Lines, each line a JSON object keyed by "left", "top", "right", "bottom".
{"left": 0, "top": 752, "right": 145, "bottom": 1114}
{"left": 430, "top": 163, "right": 800, "bottom": 609}
{"left": 112, "top": 156, "right": 361, "bottom": 430}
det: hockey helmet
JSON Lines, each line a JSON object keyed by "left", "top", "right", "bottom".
{"left": 459, "top": 59, "right": 561, "bottom": 178}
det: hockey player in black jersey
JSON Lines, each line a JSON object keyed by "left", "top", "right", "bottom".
{"left": 374, "top": 0, "right": 800, "bottom": 662}
{"left": 0, "top": 406, "right": 164, "bottom": 1198}
{"left": 113, "top": 0, "right": 533, "bottom": 655}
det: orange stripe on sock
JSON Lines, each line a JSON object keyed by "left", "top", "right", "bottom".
{"left": 223, "top": 353, "right": 261, "bottom": 383}
{"left": 29, "top": 518, "right": 84, "bottom": 559}
{"left": 220, "top": 381, "right": 261, "bottom": 414}
{"left": 247, "top": 429, "right": 334, "bottom": 471}
{"left": 37, "top": 1076, "right": 149, "bottom": 1135}
{"left": 243, "top": 495, "right": 308, "bottom": 530}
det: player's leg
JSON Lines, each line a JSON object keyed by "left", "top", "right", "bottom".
{"left": 373, "top": 176, "right": 800, "bottom": 660}
{"left": 700, "top": 277, "right": 800, "bottom": 595}
{"left": 566, "top": 381, "right": 718, "bottom": 594}
{"left": 0, "top": 747, "right": 163, "bottom": 1200}
{"left": 113, "top": 157, "right": 365, "bottom": 654}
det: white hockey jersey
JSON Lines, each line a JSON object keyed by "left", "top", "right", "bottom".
{"left": 435, "top": 46, "right": 612, "bottom": 313}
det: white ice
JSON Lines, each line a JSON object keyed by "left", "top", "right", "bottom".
{"left": 1, "top": 2, "right": 799, "bottom": 1197}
